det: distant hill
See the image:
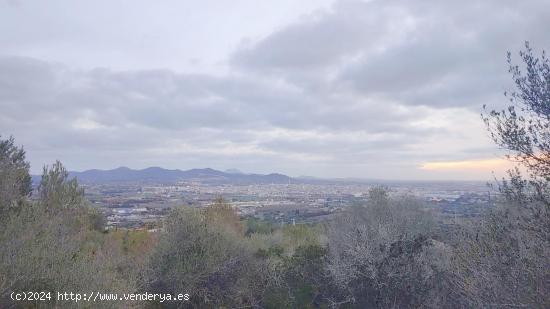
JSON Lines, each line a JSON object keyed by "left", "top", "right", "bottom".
{"left": 224, "top": 168, "right": 244, "bottom": 174}
{"left": 30, "top": 167, "right": 488, "bottom": 188}
{"left": 33, "top": 166, "right": 296, "bottom": 184}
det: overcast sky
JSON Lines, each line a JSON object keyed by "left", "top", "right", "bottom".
{"left": 1, "top": 0, "right": 549, "bottom": 180}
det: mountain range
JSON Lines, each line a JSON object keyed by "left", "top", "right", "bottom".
{"left": 43, "top": 167, "right": 295, "bottom": 184}
{"left": 31, "top": 166, "right": 487, "bottom": 187}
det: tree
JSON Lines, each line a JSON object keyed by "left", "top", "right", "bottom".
{"left": 1, "top": 160, "right": 129, "bottom": 308}
{"left": 454, "top": 42, "right": 550, "bottom": 308}
{"left": 326, "top": 188, "right": 448, "bottom": 308}
{"left": 483, "top": 41, "right": 550, "bottom": 205}
{"left": 0, "top": 135, "right": 31, "bottom": 216}
{"left": 38, "top": 160, "right": 84, "bottom": 211}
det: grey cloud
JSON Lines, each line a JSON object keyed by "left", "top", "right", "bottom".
{"left": 0, "top": 55, "right": 442, "bottom": 175}
{"left": 257, "top": 129, "right": 434, "bottom": 157}
{"left": 232, "top": 0, "right": 550, "bottom": 108}
{"left": 232, "top": 0, "right": 388, "bottom": 71}
{"left": 1, "top": 57, "right": 422, "bottom": 133}
{"left": 3, "top": 0, "right": 543, "bottom": 179}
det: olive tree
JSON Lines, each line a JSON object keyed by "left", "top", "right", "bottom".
{"left": 483, "top": 41, "right": 549, "bottom": 205}
{"left": 326, "top": 188, "right": 449, "bottom": 308}
{"left": 453, "top": 42, "right": 550, "bottom": 308}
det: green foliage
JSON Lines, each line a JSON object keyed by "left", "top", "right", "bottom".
{"left": 39, "top": 161, "right": 85, "bottom": 211}
{"left": 0, "top": 135, "right": 31, "bottom": 216}
{"left": 0, "top": 159, "right": 134, "bottom": 308}
{"left": 110, "top": 229, "right": 154, "bottom": 255}
{"left": 0, "top": 207, "right": 130, "bottom": 308}
{"left": 255, "top": 244, "right": 284, "bottom": 258}
{"left": 260, "top": 243, "right": 331, "bottom": 309}
{"left": 204, "top": 196, "right": 244, "bottom": 235}
{"left": 144, "top": 206, "right": 263, "bottom": 308}
{"left": 280, "top": 224, "right": 325, "bottom": 256}
{"left": 245, "top": 217, "right": 274, "bottom": 235}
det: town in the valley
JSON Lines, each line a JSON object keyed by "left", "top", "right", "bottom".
{"left": 66, "top": 177, "right": 494, "bottom": 229}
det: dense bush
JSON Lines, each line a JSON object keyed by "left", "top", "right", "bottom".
{"left": 450, "top": 200, "right": 550, "bottom": 307}
{"left": 325, "top": 188, "right": 450, "bottom": 308}
{"left": 143, "top": 204, "right": 264, "bottom": 308}
{"left": 0, "top": 160, "right": 134, "bottom": 308}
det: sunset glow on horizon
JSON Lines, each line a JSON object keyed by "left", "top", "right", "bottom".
{"left": 420, "top": 158, "right": 510, "bottom": 171}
